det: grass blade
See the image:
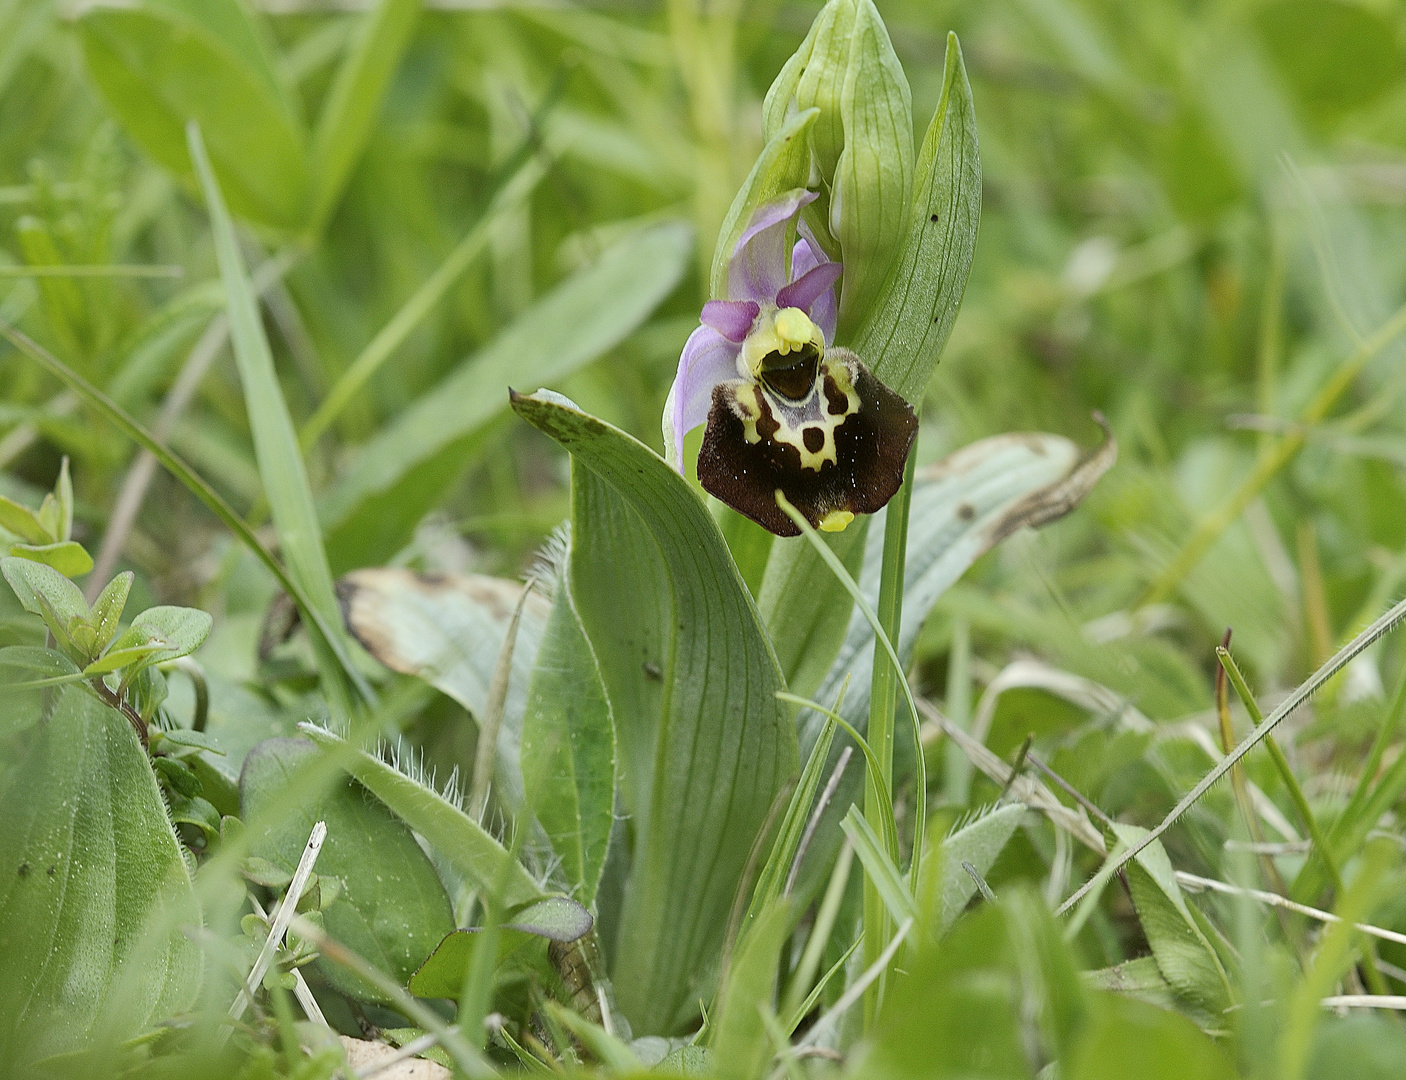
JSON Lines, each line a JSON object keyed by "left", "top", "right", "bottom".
{"left": 0, "top": 321, "right": 370, "bottom": 702}
{"left": 1057, "top": 591, "right": 1406, "bottom": 916}
{"left": 186, "top": 121, "right": 360, "bottom": 713}
{"left": 308, "top": 0, "right": 422, "bottom": 231}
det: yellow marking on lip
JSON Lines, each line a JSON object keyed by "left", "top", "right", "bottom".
{"left": 819, "top": 510, "right": 854, "bottom": 532}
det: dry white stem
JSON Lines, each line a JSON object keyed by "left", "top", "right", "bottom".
{"left": 292, "top": 966, "right": 329, "bottom": 1028}
{"left": 1174, "top": 870, "right": 1406, "bottom": 948}
{"left": 229, "top": 820, "right": 327, "bottom": 1022}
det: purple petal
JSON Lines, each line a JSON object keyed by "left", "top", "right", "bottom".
{"left": 776, "top": 262, "right": 843, "bottom": 319}
{"left": 700, "top": 299, "right": 760, "bottom": 343}
{"left": 663, "top": 325, "right": 742, "bottom": 471}
{"left": 788, "top": 225, "right": 839, "bottom": 341}
{"left": 727, "top": 189, "right": 818, "bottom": 303}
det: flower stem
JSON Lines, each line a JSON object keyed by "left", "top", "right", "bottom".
{"left": 863, "top": 447, "right": 917, "bottom": 1032}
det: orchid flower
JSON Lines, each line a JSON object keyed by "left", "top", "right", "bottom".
{"left": 664, "top": 189, "right": 917, "bottom": 537}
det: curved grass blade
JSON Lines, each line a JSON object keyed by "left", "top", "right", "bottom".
{"left": 0, "top": 322, "right": 373, "bottom": 705}
{"left": 187, "top": 121, "right": 361, "bottom": 714}
{"left": 1056, "top": 592, "right": 1406, "bottom": 916}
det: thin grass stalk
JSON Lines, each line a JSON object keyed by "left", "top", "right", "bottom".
{"left": 862, "top": 447, "right": 917, "bottom": 1029}
{"left": 1057, "top": 591, "right": 1406, "bottom": 915}
{"left": 1217, "top": 646, "right": 1389, "bottom": 994}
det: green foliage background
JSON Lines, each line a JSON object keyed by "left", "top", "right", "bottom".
{"left": 6, "top": 0, "right": 1406, "bottom": 1076}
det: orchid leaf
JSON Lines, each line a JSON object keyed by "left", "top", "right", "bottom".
{"left": 521, "top": 546, "right": 615, "bottom": 907}
{"left": 511, "top": 390, "right": 798, "bottom": 1035}
{"left": 854, "top": 31, "right": 980, "bottom": 404}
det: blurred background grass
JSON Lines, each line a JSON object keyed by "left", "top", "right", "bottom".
{"left": 4, "top": 0, "right": 1406, "bottom": 842}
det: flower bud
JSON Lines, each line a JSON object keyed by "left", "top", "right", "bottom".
{"left": 762, "top": 0, "right": 914, "bottom": 336}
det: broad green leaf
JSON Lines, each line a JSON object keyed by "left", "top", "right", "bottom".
{"left": 188, "top": 124, "right": 355, "bottom": 711}
{"left": 309, "top": 0, "right": 422, "bottom": 230}
{"left": 239, "top": 737, "right": 455, "bottom": 1003}
{"left": 338, "top": 568, "right": 551, "bottom": 809}
{"left": 299, "top": 723, "right": 540, "bottom": 907}
{"left": 321, "top": 221, "right": 693, "bottom": 569}
{"left": 78, "top": 0, "right": 310, "bottom": 229}
{"left": 709, "top": 901, "right": 791, "bottom": 1079}
{"left": 7, "top": 540, "right": 93, "bottom": 578}
{"left": 521, "top": 551, "right": 615, "bottom": 907}
{"left": 928, "top": 803, "right": 1026, "bottom": 932}
{"left": 0, "top": 646, "right": 81, "bottom": 736}
{"left": 511, "top": 391, "right": 798, "bottom": 1035}
{"left": 853, "top": 31, "right": 980, "bottom": 403}
{"left": 0, "top": 494, "right": 48, "bottom": 544}
{"left": 0, "top": 688, "right": 201, "bottom": 1064}
{"left": 1067, "top": 993, "right": 1235, "bottom": 1080}
{"left": 129, "top": 605, "right": 213, "bottom": 663}
{"left": 1110, "top": 823, "right": 1233, "bottom": 1014}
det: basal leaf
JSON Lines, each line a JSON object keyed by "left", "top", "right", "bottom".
{"left": 521, "top": 550, "right": 615, "bottom": 907}
{"left": 511, "top": 390, "right": 798, "bottom": 1035}
{"left": 0, "top": 688, "right": 201, "bottom": 1064}
{"left": 239, "top": 737, "right": 455, "bottom": 1003}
